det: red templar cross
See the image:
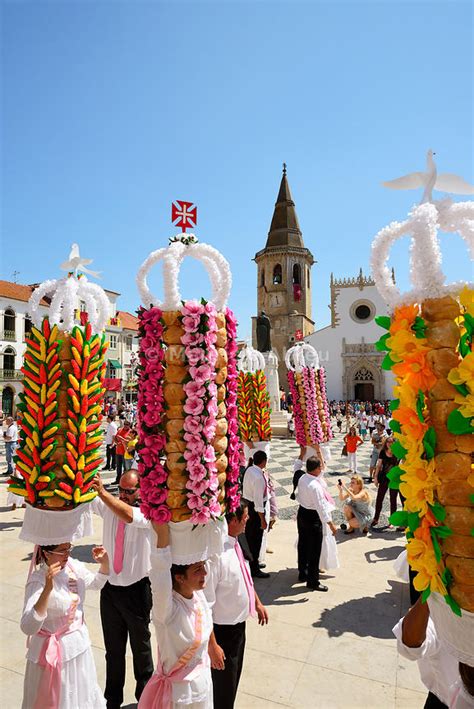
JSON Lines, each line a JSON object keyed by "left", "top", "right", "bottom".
{"left": 171, "top": 200, "right": 197, "bottom": 233}
{"left": 294, "top": 329, "right": 304, "bottom": 341}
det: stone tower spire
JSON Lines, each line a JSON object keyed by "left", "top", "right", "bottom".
{"left": 252, "top": 164, "right": 315, "bottom": 388}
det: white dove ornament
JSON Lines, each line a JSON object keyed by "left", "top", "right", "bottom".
{"left": 382, "top": 150, "right": 474, "bottom": 204}
{"left": 28, "top": 245, "right": 110, "bottom": 333}
{"left": 372, "top": 155, "right": 474, "bottom": 307}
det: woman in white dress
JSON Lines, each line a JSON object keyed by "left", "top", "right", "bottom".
{"left": 21, "top": 541, "right": 109, "bottom": 709}
{"left": 139, "top": 522, "right": 213, "bottom": 709}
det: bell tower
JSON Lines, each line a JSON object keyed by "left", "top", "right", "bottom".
{"left": 252, "top": 164, "right": 315, "bottom": 386}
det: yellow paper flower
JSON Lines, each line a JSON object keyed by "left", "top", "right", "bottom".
{"left": 459, "top": 285, "right": 474, "bottom": 317}
{"left": 448, "top": 352, "right": 474, "bottom": 389}
{"left": 453, "top": 391, "right": 474, "bottom": 419}
{"left": 386, "top": 329, "right": 427, "bottom": 363}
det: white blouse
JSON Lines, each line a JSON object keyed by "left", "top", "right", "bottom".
{"left": 204, "top": 535, "right": 251, "bottom": 626}
{"left": 21, "top": 558, "right": 108, "bottom": 663}
{"left": 149, "top": 546, "right": 213, "bottom": 705}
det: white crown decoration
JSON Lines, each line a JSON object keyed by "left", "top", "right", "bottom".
{"left": 29, "top": 243, "right": 110, "bottom": 333}
{"left": 237, "top": 345, "right": 265, "bottom": 373}
{"left": 285, "top": 342, "right": 320, "bottom": 372}
{"left": 137, "top": 234, "right": 232, "bottom": 311}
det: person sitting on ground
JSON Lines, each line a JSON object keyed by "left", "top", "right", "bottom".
{"left": 338, "top": 475, "right": 374, "bottom": 535}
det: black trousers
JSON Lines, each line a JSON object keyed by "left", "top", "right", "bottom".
{"left": 245, "top": 501, "right": 264, "bottom": 574}
{"left": 424, "top": 691, "right": 447, "bottom": 708}
{"left": 115, "top": 454, "right": 124, "bottom": 483}
{"left": 211, "top": 621, "right": 246, "bottom": 709}
{"left": 297, "top": 506, "right": 323, "bottom": 585}
{"left": 100, "top": 578, "right": 154, "bottom": 708}
{"left": 374, "top": 476, "right": 403, "bottom": 521}
{"left": 106, "top": 444, "right": 116, "bottom": 470}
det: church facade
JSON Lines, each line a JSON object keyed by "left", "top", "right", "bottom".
{"left": 252, "top": 166, "right": 395, "bottom": 402}
{"left": 306, "top": 271, "right": 395, "bottom": 402}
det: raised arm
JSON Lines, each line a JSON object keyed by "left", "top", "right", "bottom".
{"left": 91, "top": 474, "right": 133, "bottom": 523}
{"left": 148, "top": 522, "right": 174, "bottom": 625}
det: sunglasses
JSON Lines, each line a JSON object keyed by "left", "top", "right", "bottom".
{"left": 46, "top": 545, "right": 73, "bottom": 556}
{"left": 119, "top": 486, "right": 139, "bottom": 495}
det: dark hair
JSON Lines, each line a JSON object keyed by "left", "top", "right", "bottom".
{"left": 225, "top": 501, "right": 249, "bottom": 525}
{"left": 35, "top": 544, "right": 60, "bottom": 565}
{"left": 170, "top": 563, "right": 190, "bottom": 589}
{"left": 251, "top": 450, "right": 267, "bottom": 467}
{"left": 459, "top": 662, "right": 474, "bottom": 697}
{"left": 306, "top": 456, "right": 321, "bottom": 473}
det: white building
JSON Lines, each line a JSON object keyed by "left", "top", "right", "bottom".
{"left": 305, "top": 270, "right": 395, "bottom": 402}
{"left": 0, "top": 279, "right": 139, "bottom": 417}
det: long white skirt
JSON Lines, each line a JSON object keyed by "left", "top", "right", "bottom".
{"left": 320, "top": 528, "right": 339, "bottom": 571}
{"left": 22, "top": 647, "right": 105, "bottom": 709}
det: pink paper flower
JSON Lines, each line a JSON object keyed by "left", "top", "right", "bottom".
{"left": 182, "top": 314, "right": 202, "bottom": 332}
{"left": 183, "top": 396, "right": 205, "bottom": 416}
{"left": 182, "top": 301, "right": 205, "bottom": 317}
{"left": 185, "top": 347, "right": 206, "bottom": 366}
{"left": 181, "top": 332, "right": 205, "bottom": 346}
{"left": 183, "top": 381, "right": 206, "bottom": 398}
{"left": 189, "top": 363, "right": 213, "bottom": 384}
{"left": 191, "top": 507, "right": 211, "bottom": 524}
{"left": 183, "top": 417, "right": 203, "bottom": 435}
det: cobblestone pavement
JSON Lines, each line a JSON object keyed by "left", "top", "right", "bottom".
{"left": 0, "top": 421, "right": 424, "bottom": 708}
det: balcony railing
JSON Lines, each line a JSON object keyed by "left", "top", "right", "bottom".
{"left": 0, "top": 369, "right": 23, "bottom": 381}
{"left": 1, "top": 330, "right": 16, "bottom": 341}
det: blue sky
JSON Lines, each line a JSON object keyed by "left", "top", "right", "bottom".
{"left": 2, "top": 0, "right": 473, "bottom": 340}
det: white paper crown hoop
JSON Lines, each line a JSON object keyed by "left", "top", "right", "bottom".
{"left": 237, "top": 345, "right": 265, "bottom": 373}
{"left": 136, "top": 235, "right": 232, "bottom": 310}
{"left": 285, "top": 342, "right": 320, "bottom": 372}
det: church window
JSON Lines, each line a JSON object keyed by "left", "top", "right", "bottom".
{"left": 261, "top": 269, "right": 265, "bottom": 287}
{"left": 350, "top": 300, "right": 375, "bottom": 324}
{"left": 292, "top": 264, "right": 301, "bottom": 285}
{"left": 355, "top": 304, "right": 371, "bottom": 320}
{"left": 307, "top": 267, "right": 310, "bottom": 289}
{"left": 273, "top": 264, "right": 282, "bottom": 285}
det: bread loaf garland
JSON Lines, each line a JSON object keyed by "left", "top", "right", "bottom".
{"left": 287, "top": 367, "right": 332, "bottom": 447}
{"left": 236, "top": 369, "right": 271, "bottom": 442}
{"left": 137, "top": 301, "right": 240, "bottom": 524}
{"left": 376, "top": 289, "right": 474, "bottom": 615}
{"left": 9, "top": 319, "right": 107, "bottom": 507}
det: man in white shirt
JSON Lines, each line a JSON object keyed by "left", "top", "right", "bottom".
{"left": 91, "top": 471, "right": 153, "bottom": 709}
{"left": 242, "top": 449, "right": 270, "bottom": 579}
{"left": 296, "top": 457, "right": 337, "bottom": 591}
{"left": 393, "top": 598, "right": 474, "bottom": 708}
{"left": 103, "top": 416, "right": 118, "bottom": 472}
{"left": 3, "top": 416, "right": 18, "bottom": 475}
{"left": 205, "top": 502, "right": 268, "bottom": 708}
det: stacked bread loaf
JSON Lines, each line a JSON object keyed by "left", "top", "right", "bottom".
{"left": 9, "top": 320, "right": 107, "bottom": 507}
{"left": 137, "top": 301, "right": 240, "bottom": 524}
{"left": 163, "top": 309, "right": 228, "bottom": 521}
{"left": 423, "top": 295, "right": 474, "bottom": 612}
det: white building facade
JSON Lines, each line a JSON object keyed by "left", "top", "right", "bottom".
{"left": 0, "top": 280, "right": 139, "bottom": 417}
{"left": 305, "top": 270, "right": 395, "bottom": 402}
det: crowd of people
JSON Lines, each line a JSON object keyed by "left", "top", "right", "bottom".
{"left": 3, "top": 397, "right": 472, "bottom": 707}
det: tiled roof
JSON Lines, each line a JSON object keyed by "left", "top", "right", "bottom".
{"left": 0, "top": 280, "right": 49, "bottom": 306}
{"left": 117, "top": 310, "right": 139, "bottom": 331}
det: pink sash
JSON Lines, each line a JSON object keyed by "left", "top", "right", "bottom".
{"left": 138, "top": 601, "right": 205, "bottom": 709}
{"left": 33, "top": 564, "right": 82, "bottom": 709}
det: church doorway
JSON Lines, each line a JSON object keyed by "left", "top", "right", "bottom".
{"left": 353, "top": 367, "right": 375, "bottom": 401}
{"left": 354, "top": 382, "right": 374, "bottom": 401}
